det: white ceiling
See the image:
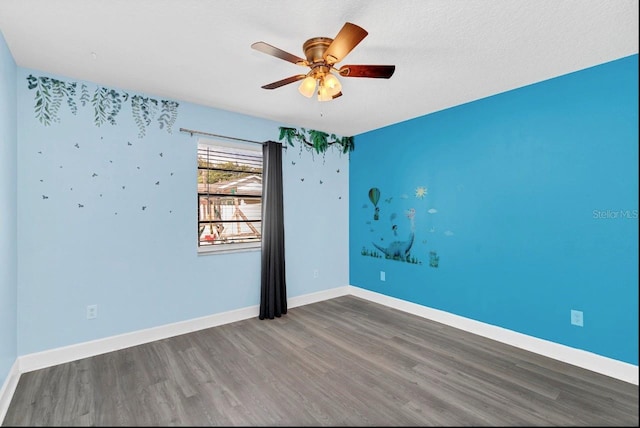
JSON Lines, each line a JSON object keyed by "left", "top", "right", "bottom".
{"left": 0, "top": 0, "right": 638, "bottom": 136}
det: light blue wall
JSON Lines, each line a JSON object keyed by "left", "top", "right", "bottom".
{"left": 350, "top": 55, "right": 639, "bottom": 365}
{"left": 16, "top": 68, "right": 349, "bottom": 355}
{"left": 0, "top": 31, "right": 18, "bottom": 389}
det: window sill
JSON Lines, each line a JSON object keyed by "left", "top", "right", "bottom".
{"left": 197, "top": 243, "right": 261, "bottom": 256}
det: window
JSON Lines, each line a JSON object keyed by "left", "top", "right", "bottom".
{"left": 197, "top": 139, "right": 263, "bottom": 253}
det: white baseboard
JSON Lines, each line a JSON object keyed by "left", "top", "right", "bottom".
{"left": 288, "top": 286, "right": 350, "bottom": 309}
{"left": 17, "top": 286, "right": 351, "bottom": 375}
{"left": 19, "top": 304, "right": 259, "bottom": 374}
{"left": 348, "top": 285, "right": 639, "bottom": 385}
{"left": 13, "top": 283, "right": 639, "bottom": 390}
{"left": 0, "top": 360, "right": 20, "bottom": 425}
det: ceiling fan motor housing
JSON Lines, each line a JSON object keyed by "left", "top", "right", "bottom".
{"left": 302, "top": 37, "right": 333, "bottom": 64}
{"left": 302, "top": 37, "right": 335, "bottom": 79}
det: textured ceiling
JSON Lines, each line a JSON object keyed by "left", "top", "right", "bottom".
{"left": 0, "top": 0, "right": 638, "bottom": 136}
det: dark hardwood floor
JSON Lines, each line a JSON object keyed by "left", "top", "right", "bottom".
{"left": 3, "top": 295, "right": 638, "bottom": 426}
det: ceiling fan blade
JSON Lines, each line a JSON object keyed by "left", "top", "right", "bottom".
{"left": 332, "top": 92, "right": 343, "bottom": 99}
{"left": 338, "top": 65, "right": 395, "bottom": 78}
{"left": 261, "top": 75, "right": 307, "bottom": 90}
{"left": 251, "top": 42, "right": 306, "bottom": 65}
{"left": 323, "top": 22, "right": 368, "bottom": 65}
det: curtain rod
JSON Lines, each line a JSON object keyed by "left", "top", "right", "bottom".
{"left": 179, "top": 127, "right": 286, "bottom": 148}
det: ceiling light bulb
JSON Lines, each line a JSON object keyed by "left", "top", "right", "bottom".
{"left": 298, "top": 76, "right": 316, "bottom": 98}
{"left": 317, "top": 83, "right": 332, "bottom": 102}
{"left": 323, "top": 73, "right": 342, "bottom": 97}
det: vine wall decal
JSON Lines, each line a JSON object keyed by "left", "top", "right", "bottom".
{"left": 26, "top": 74, "right": 179, "bottom": 137}
{"left": 278, "top": 126, "right": 354, "bottom": 155}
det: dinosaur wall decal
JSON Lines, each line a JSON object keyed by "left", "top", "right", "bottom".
{"left": 372, "top": 231, "right": 415, "bottom": 259}
{"left": 372, "top": 208, "right": 416, "bottom": 260}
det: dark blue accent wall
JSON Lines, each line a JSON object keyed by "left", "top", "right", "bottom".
{"left": 350, "top": 55, "right": 639, "bottom": 365}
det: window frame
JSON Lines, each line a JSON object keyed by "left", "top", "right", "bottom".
{"left": 197, "top": 137, "right": 263, "bottom": 255}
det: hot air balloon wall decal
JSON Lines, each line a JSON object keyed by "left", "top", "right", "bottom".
{"left": 369, "top": 187, "right": 380, "bottom": 220}
{"left": 361, "top": 186, "right": 425, "bottom": 266}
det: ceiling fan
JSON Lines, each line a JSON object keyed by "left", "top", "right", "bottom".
{"left": 251, "top": 22, "right": 395, "bottom": 101}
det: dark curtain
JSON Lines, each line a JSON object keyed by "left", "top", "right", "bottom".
{"left": 259, "top": 141, "right": 287, "bottom": 319}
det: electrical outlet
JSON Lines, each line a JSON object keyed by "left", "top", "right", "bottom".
{"left": 570, "top": 309, "right": 583, "bottom": 327}
{"left": 87, "top": 304, "right": 98, "bottom": 320}
{"left": 380, "top": 271, "right": 386, "bottom": 281}
{"left": 313, "top": 269, "right": 319, "bottom": 278}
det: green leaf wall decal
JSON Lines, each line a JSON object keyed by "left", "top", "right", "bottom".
{"left": 80, "top": 84, "right": 90, "bottom": 107}
{"left": 278, "top": 126, "right": 354, "bottom": 154}
{"left": 158, "top": 100, "right": 179, "bottom": 133}
{"left": 26, "top": 74, "right": 179, "bottom": 138}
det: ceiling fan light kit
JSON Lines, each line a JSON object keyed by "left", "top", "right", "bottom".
{"left": 252, "top": 22, "right": 395, "bottom": 102}
{"left": 298, "top": 76, "right": 317, "bottom": 98}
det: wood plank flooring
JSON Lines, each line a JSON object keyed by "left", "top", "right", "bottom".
{"left": 4, "top": 295, "right": 638, "bottom": 426}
